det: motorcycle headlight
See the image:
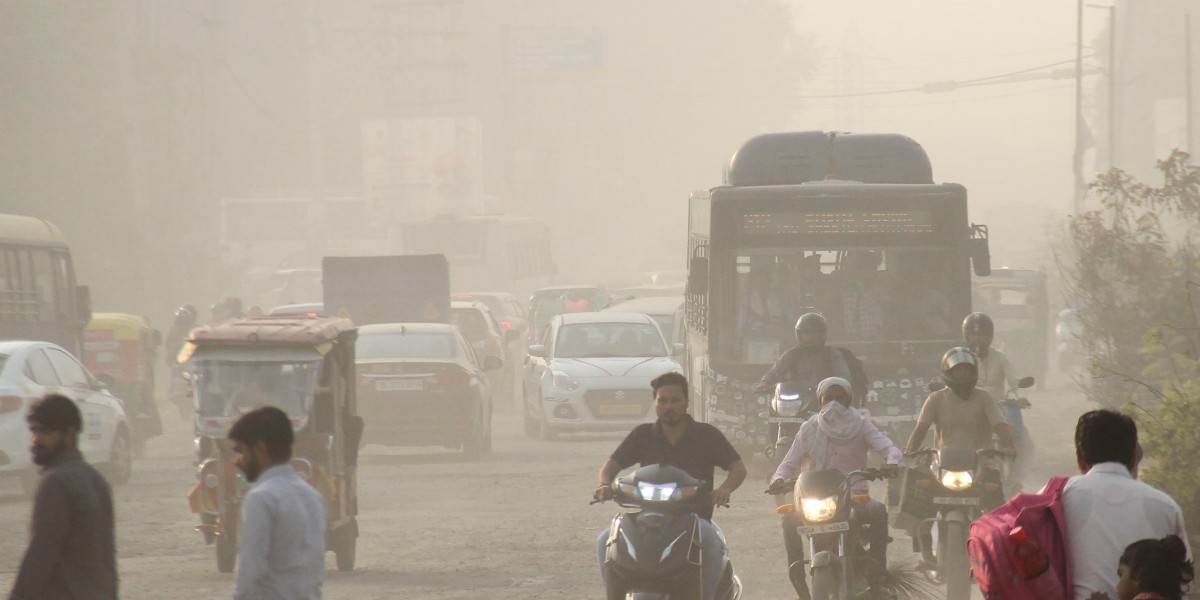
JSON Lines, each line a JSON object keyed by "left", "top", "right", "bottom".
{"left": 773, "top": 398, "right": 803, "bottom": 417}
{"left": 637, "top": 482, "right": 678, "bottom": 501}
{"left": 551, "top": 371, "right": 580, "bottom": 391}
{"left": 941, "top": 470, "right": 974, "bottom": 491}
{"left": 800, "top": 496, "right": 839, "bottom": 523}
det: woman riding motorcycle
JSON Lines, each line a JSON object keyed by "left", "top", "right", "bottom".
{"left": 769, "top": 377, "right": 901, "bottom": 600}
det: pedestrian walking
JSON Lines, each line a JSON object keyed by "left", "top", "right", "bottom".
{"left": 229, "top": 406, "right": 326, "bottom": 600}
{"left": 1064, "top": 410, "right": 1190, "bottom": 600}
{"left": 9, "top": 393, "right": 117, "bottom": 600}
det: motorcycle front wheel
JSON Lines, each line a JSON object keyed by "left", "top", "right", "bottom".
{"left": 942, "top": 519, "right": 971, "bottom": 600}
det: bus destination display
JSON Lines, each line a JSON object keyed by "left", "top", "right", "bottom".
{"left": 741, "top": 210, "right": 936, "bottom": 236}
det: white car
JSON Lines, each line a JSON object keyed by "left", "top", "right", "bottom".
{"left": 522, "top": 312, "right": 682, "bottom": 439}
{"left": 602, "top": 295, "right": 685, "bottom": 347}
{"left": 0, "top": 340, "right": 133, "bottom": 490}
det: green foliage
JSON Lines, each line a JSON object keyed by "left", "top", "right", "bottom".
{"left": 1062, "top": 151, "right": 1200, "bottom": 521}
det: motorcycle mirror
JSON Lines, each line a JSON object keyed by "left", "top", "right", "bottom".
{"left": 1018, "top": 376, "right": 1035, "bottom": 389}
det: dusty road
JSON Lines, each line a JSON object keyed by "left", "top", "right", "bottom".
{"left": 0, "top": 376, "right": 1090, "bottom": 599}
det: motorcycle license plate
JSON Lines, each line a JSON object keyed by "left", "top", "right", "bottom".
{"left": 797, "top": 521, "right": 850, "bottom": 536}
{"left": 768, "top": 416, "right": 806, "bottom": 424}
{"left": 596, "top": 404, "right": 643, "bottom": 416}
{"left": 933, "top": 496, "right": 980, "bottom": 506}
{"left": 376, "top": 379, "right": 424, "bottom": 392}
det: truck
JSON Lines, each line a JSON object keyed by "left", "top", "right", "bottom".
{"left": 683, "top": 131, "right": 991, "bottom": 453}
{"left": 322, "top": 255, "right": 451, "bottom": 325}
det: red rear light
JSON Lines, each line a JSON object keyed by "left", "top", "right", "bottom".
{"left": 305, "top": 312, "right": 318, "bottom": 318}
{"left": 500, "top": 320, "right": 514, "bottom": 329}
{"left": 0, "top": 396, "right": 23, "bottom": 414}
{"left": 454, "top": 294, "right": 474, "bottom": 300}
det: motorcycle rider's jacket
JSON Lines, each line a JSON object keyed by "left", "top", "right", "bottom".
{"left": 758, "top": 345, "right": 868, "bottom": 399}
{"left": 915, "top": 387, "right": 1005, "bottom": 450}
{"left": 772, "top": 402, "right": 902, "bottom": 494}
{"left": 975, "top": 346, "right": 1019, "bottom": 404}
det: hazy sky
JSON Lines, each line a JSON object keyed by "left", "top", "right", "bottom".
{"left": 787, "top": 1, "right": 1108, "bottom": 266}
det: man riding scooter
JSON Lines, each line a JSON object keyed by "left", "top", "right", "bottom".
{"left": 593, "top": 372, "right": 748, "bottom": 599}
{"left": 768, "top": 377, "right": 902, "bottom": 600}
{"left": 963, "top": 312, "right": 1035, "bottom": 494}
{"left": 756, "top": 313, "right": 868, "bottom": 401}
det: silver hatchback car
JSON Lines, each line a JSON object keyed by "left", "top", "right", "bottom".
{"left": 522, "top": 312, "right": 682, "bottom": 439}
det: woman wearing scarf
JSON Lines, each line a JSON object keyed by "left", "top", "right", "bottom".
{"left": 769, "top": 377, "right": 903, "bottom": 600}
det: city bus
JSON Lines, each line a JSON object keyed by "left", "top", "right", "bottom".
{"left": 0, "top": 214, "right": 91, "bottom": 355}
{"left": 684, "top": 132, "right": 991, "bottom": 452}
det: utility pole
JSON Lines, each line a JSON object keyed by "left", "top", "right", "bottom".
{"left": 1188, "top": 14, "right": 1194, "bottom": 156}
{"left": 1073, "top": 0, "right": 1086, "bottom": 215}
{"left": 1107, "top": 5, "right": 1116, "bottom": 169}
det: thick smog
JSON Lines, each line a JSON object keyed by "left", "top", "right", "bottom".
{"left": 0, "top": 2, "right": 1196, "bottom": 600}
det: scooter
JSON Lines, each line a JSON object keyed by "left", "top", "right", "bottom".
{"left": 594, "top": 464, "right": 744, "bottom": 600}
{"left": 767, "top": 468, "right": 889, "bottom": 600}
{"left": 761, "top": 382, "right": 818, "bottom": 471}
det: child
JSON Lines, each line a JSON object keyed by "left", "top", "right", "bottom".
{"left": 1089, "top": 535, "right": 1194, "bottom": 600}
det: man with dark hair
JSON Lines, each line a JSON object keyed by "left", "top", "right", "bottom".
{"left": 592, "top": 372, "right": 747, "bottom": 593}
{"left": 228, "top": 406, "right": 325, "bottom": 600}
{"left": 10, "top": 394, "right": 117, "bottom": 600}
{"left": 1063, "top": 409, "right": 1189, "bottom": 600}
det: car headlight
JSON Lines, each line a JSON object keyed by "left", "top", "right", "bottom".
{"left": 941, "top": 470, "right": 974, "bottom": 491}
{"left": 801, "top": 496, "right": 839, "bottom": 523}
{"left": 551, "top": 371, "right": 580, "bottom": 391}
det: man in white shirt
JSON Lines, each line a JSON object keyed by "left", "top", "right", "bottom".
{"left": 229, "top": 407, "right": 326, "bottom": 600}
{"left": 1062, "top": 409, "right": 1189, "bottom": 600}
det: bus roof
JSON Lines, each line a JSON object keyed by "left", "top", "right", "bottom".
{"left": 189, "top": 316, "right": 355, "bottom": 347}
{"left": 0, "top": 214, "right": 68, "bottom": 247}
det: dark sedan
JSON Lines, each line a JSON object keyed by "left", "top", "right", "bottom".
{"left": 355, "top": 323, "right": 499, "bottom": 459}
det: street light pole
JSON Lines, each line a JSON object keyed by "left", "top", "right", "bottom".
{"left": 1074, "top": 0, "right": 1086, "bottom": 215}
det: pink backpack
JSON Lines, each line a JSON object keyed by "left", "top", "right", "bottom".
{"left": 968, "top": 476, "right": 1074, "bottom": 600}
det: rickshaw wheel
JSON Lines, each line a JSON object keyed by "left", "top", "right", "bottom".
{"left": 334, "top": 519, "right": 357, "bottom": 571}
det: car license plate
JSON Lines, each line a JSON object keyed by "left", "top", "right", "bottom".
{"left": 375, "top": 379, "right": 423, "bottom": 392}
{"left": 797, "top": 521, "right": 850, "bottom": 536}
{"left": 933, "top": 496, "right": 980, "bottom": 506}
{"left": 768, "top": 416, "right": 806, "bottom": 424}
{"left": 596, "top": 404, "right": 643, "bottom": 416}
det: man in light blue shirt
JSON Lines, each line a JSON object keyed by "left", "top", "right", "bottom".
{"left": 229, "top": 407, "right": 326, "bottom": 600}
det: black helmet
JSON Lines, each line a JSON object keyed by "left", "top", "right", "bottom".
{"left": 795, "top": 313, "right": 828, "bottom": 348}
{"left": 173, "top": 304, "right": 197, "bottom": 327}
{"left": 941, "top": 346, "right": 979, "bottom": 398}
{"left": 962, "top": 312, "right": 994, "bottom": 355}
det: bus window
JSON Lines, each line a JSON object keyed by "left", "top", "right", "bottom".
{"left": 30, "top": 250, "right": 56, "bottom": 322}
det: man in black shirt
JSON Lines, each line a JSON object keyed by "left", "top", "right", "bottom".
{"left": 593, "top": 373, "right": 747, "bottom": 591}
{"left": 10, "top": 394, "right": 117, "bottom": 600}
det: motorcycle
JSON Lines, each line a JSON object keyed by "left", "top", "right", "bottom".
{"left": 999, "top": 376, "right": 1035, "bottom": 496}
{"left": 904, "top": 446, "right": 1008, "bottom": 600}
{"left": 767, "top": 468, "right": 889, "bottom": 600}
{"left": 594, "top": 464, "right": 744, "bottom": 600}
{"left": 761, "top": 382, "right": 818, "bottom": 471}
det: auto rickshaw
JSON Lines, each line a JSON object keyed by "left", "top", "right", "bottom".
{"left": 181, "top": 315, "right": 363, "bottom": 573}
{"left": 82, "top": 313, "right": 163, "bottom": 444}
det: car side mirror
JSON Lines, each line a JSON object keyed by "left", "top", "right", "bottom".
{"left": 528, "top": 344, "right": 547, "bottom": 358}
{"left": 484, "top": 355, "right": 503, "bottom": 371}
{"left": 1017, "top": 376, "right": 1035, "bottom": 389}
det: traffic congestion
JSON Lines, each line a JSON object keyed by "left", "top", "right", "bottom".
{"left": 3, "top": 3, "right": 1198, "bottom": 600}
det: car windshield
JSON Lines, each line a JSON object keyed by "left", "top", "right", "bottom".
{"left": 449, "top": 309, "right": 490, "bottom": 343}
{"left": 193, "top": 360, "right": 319, "bottom": 418}
{"left": 554, "top": 322, "right": 667, "bottom": 358}
{"left": 357, "top": 332, "right": 457, "bottom": 359}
